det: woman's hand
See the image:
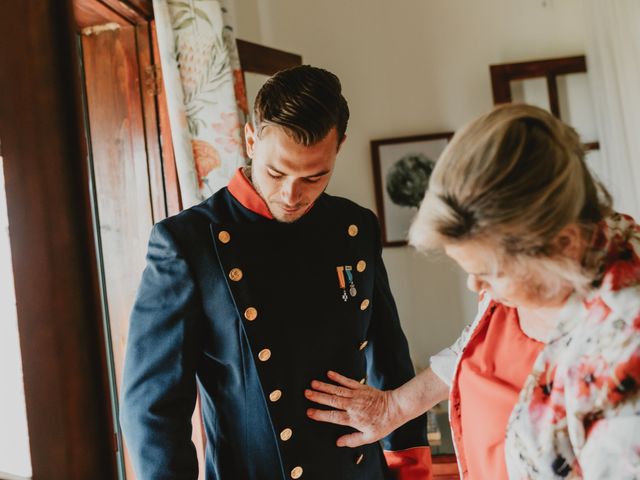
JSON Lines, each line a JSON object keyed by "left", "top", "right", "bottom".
{"left": 305, "top": 370, "right": 403, "bottom": 447}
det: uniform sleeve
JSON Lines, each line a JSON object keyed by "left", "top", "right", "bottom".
{"left": 120, "top": 222, "right": 202, "bottom": 480}
{"left": 383, "top": 447, "right": 433, "bottom": 480}
{"left": 365, "top": 212, "right": 431, "bottom": 479}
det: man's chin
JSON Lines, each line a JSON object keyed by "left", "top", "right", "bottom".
{"left": 273, "top": 211, "right": 304, "bottom": 223}
{"left": 271, "top": 205, "right": 308, "bottom": 223}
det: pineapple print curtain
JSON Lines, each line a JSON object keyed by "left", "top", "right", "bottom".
{"left": 153, "top": 0, "right": 249, "bottom": 208}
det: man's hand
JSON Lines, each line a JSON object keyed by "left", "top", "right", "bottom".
{"left": 305, "top": 370, "right": 404, "bottom": 447}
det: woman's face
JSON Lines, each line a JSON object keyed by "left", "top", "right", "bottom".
{"left": 444, "top": 240, "right": 572, "bottom": 309}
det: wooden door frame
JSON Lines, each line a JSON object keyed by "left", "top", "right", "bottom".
{"left": 0, "top": 1, "right": 118, "bottom": 478}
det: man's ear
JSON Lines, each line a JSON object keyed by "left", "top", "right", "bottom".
{"left": 552, "top": 223, "right": 584, "bottom": 261}
{"left": 244, "top": 122, "right": 256, "bottom": 158}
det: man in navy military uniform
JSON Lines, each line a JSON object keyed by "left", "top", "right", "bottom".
{"left": 120, "top": 65, "right": 431, "bottom": 479}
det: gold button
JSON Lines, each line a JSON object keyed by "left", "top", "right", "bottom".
{"left": 258, "top": 349, "right": 271, "bottom": 362}
{"left": 218, "top": 231, "right": 231, "bottom": 244}
{"left": 356, "top": 453, "right": 364, "bottom": 465}
{"left": 291, "top": 466, "right": 303, "bottom": 479}
{"left": 359, "top": 377, "right": 366, "bottom": 384}
{"left": 269, "top": 389, "right": 282, "bottom": 402}
{"left": 229, "top": 268, "right": 243, "bottom": 282}
{"left": 348, "top": 224, "right": 359, "bottom": 237}
{"left": 360, "top": 299, "right": 370, "bottom": 311}
{"left": 244, "top": 307, "right": 258, "bottom": 321}
{"left": 280, "top": 428, "right": 293, "bottom": 441}
{"left": 358, "top": 340, "right": 368, "bottom": 351}
{"left": 356, "top": 260, "right": 366, "bottom": 272}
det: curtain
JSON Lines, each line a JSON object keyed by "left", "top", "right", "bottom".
{"left": 154, "top": 0, "right": 249, "bottom": 208}
{"left": 584, "top": 0, "right": 640, "bottom": 219}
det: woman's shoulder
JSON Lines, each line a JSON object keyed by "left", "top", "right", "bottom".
{"left": 548, "top": 287, "right": 640, "bottom": 416}
{"left": 592, "top": 212, "right": 640, "bottom": 293}
{"left": 569, "top": 211, "right": 640, "bottom": 349}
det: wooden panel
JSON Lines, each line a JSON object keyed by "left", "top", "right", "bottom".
{"left": 81, "top": 24, "right": 153, "bottom": 397}
{"left": 124, "top": 0, "right": 154, "bottom": 17}
{"left": 74, "top": 0, "right": 133, "bottom": 29}
{"left": 0, "top": 0, "right": 117, "bottom": 478}
{"left": 73, "top": 0, "right": 152, "bottom": 30}
{"left": 81, "top": 24, "right": 155, "bottom": 480}
{"left": 99, "top": 0, "right": 150, "bottom": 23}
{"left": 236, "top": 38, "right": 302, "bottom": 75}
{"left": 135, "top": 22, "right": 168, "bottom": 222}
{"left": 151, "top": 20, "right": 183, "bottom": 216}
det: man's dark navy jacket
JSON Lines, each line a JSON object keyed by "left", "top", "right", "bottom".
{"left": 120, "top": 183, "right": 428, "bottom": 479}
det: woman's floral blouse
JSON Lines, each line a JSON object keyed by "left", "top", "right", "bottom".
{"left": 506, "top": 213, "right": 640, "bottom": 479}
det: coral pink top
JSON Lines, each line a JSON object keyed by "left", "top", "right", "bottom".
{"left": 453, "top": 304, "right": 543, "bottom": 479}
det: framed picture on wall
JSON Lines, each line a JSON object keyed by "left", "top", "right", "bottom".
{"left": 371, "top": 132, "right": 453, "bottom": 247}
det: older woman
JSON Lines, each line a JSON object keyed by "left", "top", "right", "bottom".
{"left": 305, "top": 104, "right": 640, "bottom": 479}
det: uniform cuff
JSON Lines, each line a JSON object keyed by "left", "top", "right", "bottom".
{"left": 384, "top": 446, "right": 432, "bottom": 480}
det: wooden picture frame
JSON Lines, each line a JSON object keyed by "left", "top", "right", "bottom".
{"left": 371, "top": 132, "right": 453, "bottom": 247}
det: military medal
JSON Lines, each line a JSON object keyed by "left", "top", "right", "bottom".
{"left": 336, "top": 266, "right": 348, "bottom": 302}
{"left": 345, "top": 266, "right": 357, "bottom": 297}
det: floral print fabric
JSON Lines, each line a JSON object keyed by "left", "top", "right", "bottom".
{"left": 505, "top": 213, "right": 640, "bottom": 479}
{"left": 153, "top": 0, "right": 249, "bottom": 208}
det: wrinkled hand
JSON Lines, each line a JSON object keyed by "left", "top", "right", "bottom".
{"left": 305, "top": 370, "right": 401, "bottom": 448}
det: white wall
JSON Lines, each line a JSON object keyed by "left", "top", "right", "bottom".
{"left": 235, "top": 0, "right": 587, "bottom": 367}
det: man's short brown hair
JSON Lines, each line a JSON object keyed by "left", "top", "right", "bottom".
{"left": 253, "top": 65, "right": 349, "bottom": 147}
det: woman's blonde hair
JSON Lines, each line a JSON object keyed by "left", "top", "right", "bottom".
{"left": 409, "top": 104, "right": 612, "bottom": 294}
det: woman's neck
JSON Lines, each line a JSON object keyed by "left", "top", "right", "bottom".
{"left": 516, "top": 304, "right": 566, "bottom": 343}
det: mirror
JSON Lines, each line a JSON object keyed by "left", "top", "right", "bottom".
{"left": 557, "top": 72, "right": 598, "bottom": 144}
{"left": 510, "top": 77, "right": 551, "bottom": 111}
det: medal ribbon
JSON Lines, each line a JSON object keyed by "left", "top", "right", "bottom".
{"left": 336, "top": 266, "right": 348, "bottom": 301}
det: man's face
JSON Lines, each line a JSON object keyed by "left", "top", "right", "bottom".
{"left": 244, "top": 123, "right": 343, "bottom": 222}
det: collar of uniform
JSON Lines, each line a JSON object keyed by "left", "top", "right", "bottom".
{"left": 227, "top": 167, "right": 274, "bottom": 219}
{"left": 227, "top": 167, "right": 320, "bottom": 221}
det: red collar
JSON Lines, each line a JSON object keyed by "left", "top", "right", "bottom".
{"left": 227, "top": 168, "right": 274, "bottom": 219}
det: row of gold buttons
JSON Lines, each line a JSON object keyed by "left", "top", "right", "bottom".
{"left": 218, "top": 229, "right": 303, "bottom": 478}
{"left": 221, "top": 227, "right": 370, "bottom": 476}
{"left": 351, "top": 225, "right": 370, "bottom": 317}
{"left": 350, "top": 223, "right": 370, "bottom": 454}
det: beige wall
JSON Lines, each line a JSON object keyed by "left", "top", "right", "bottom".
{"left": 235, "top": 0, "right": 587, "bottom": 368}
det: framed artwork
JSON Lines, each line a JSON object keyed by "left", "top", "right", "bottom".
{"left": 371, "top": 132, "right": 453, "bottom": 247}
